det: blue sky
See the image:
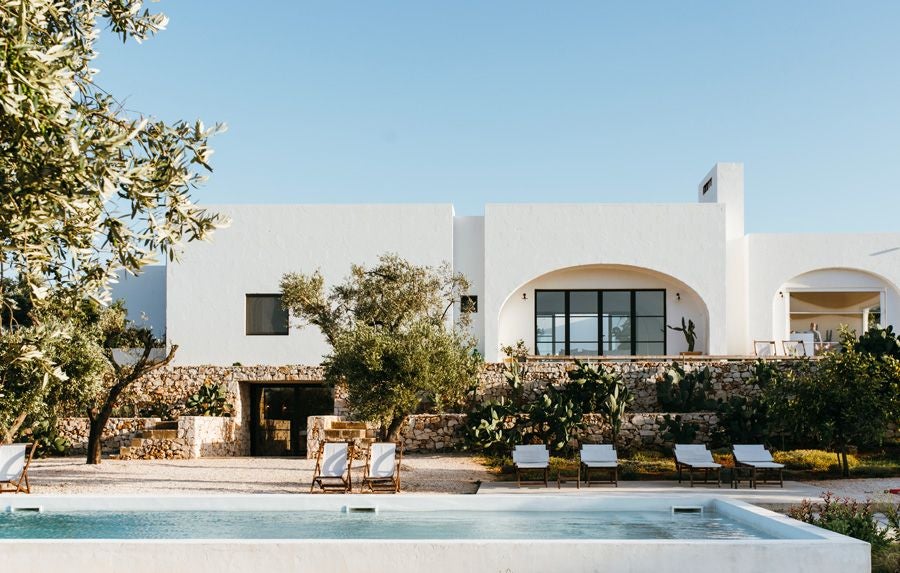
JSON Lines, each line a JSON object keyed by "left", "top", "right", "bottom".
{"left": 95, "top": 1, "right": 900, "bottom": 233}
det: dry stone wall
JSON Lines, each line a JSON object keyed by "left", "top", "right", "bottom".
{"left": 62, "top": 358, "right": 827, "bottom": 459}
{"left": 57, "top": 417, "right": 160, "bottom": 455}
{"left": 478, "top": 358, "right": 794, "bottom": 410}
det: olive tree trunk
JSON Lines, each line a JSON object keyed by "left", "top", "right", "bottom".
{"left": 85, "top": 343, "right": 178, "bottom": 465}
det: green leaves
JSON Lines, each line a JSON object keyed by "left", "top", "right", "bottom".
{"left": 282, "top": 255, "right": 480, "bottom": 440}
{"left": 0, "top": 0, "right": 228, "bottom": 309}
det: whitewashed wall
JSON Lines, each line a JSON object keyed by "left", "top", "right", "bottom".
{"left": 746, "top": 233, "right": 900, "bottom": 350}
{"left": 453, "top": 216, "right": 486, "bottom": 355}
{"left": 497, "top": 265, "right": 710, "bottom": 356}
{"left": 166, "top": 204, "right": 454, "bottom": 366}
{"left": 482, "top": 202, "right": 728, "bottom": 361}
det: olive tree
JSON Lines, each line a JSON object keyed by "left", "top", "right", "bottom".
{"left": 0, "top": 1, "right": 224, "bottom": 447}
{"left": 767, "top": 329, "right": 900, "bottom": 477}
{"left": 281, "top": 254, "right": 481, "bottom": 441}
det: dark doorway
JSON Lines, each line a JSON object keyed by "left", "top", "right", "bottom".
{"left": 249, "top": 384, "right": 333, "bottom": 456}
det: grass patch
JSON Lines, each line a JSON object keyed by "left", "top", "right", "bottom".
{"left": 478, "top": 446, "right": 900, "bottom": 482}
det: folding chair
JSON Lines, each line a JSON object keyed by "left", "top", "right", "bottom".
{"left": 310, "top": 441, "right": 353, "bottom": 493}
{"left": 0, "top": 443, "right": 37, "bottom": 494}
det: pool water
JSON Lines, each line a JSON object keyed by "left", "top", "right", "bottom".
{"left": 0, "top": 510, "right": 774, "bottom": 540}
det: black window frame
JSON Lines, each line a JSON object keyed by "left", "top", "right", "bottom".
{"left": 534, "top": 289, "right": 666, "bottom": 356}
{"left": 245, "top": 293, "right": 290, "bottom": 336}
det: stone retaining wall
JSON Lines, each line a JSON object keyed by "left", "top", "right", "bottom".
{"left": 58, "top": 416, "right": 246, "bottom": 459}
{"left": 478, "top": 358, "right": 795, "bottom": 411}
{"left": 57, "top": 417, "right": 160, "bottom": 455}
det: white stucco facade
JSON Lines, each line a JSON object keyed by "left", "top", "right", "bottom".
{"left": 116, "top": 163, "right": 900, "bottom": 366}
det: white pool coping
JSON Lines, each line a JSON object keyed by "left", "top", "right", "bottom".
{"left": 0, "top": 494, "right": 870, "bottom": 573}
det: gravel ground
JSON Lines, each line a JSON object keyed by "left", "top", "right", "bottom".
{"left": 798, "top": 478, "right": 900, "bottom": 502}
{"left": 21, "top": 455, "right": 898, "bottom": 501}
{"left": 25, "top": 453, "right": 492, "bottom": 495}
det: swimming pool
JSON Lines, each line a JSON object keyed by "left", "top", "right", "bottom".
{"left": 0, "top": 494, "right": 868, "bottom": 573}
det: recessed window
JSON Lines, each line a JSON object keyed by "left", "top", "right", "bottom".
{"left": 702, "top": 178, "right": 713, "bottom": 194}
{"left": 246, "top": 294, "right": 289, "bottom": 336}
{"left": 461, "top": 295, "right": 478, "bottom": 313}
{"left": 535, "top": 289, "right": 666, "bottom": 356}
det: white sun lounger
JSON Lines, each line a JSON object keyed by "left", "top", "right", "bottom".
{"left": 732, "top": 444, "right": 784, "bottom": 489}
{"left": 512, "top": 444, "right": 550, "bottom": 487}
{"left": 361, "top": 442, "right": 402, "bottom": 493}
{"left": 580, "top": 444, "right": 618, "bottom": 487}
{"left": 0, "top": 443, "right": 36, "bottom": 494}
{"left": 674, "top": 444, "right": 721, "bottom": 487}
{"left": 310, "top": 441, "right": 353, "bottom": 493}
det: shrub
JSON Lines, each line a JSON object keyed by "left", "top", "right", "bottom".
{"left": 789, "top": 492, "right": 890, "bottom": 550}
{"left": 712, "top": 395, "right": 768, "bottom": 447}
{"left": 774, "top": 449, "right": 859, "bottom": 472}
{"left": 657, "top": 414, "right": 699, "bottom": 447}
{"left": 463, "top": 401, "right": 519, "bottom": 455}
{"left": 855, "top": 324, "right": 900, "bottom": 359}
{"left": 656, "top": 363, "right": 716, "bottom": 412}
{"left": 185, "top": 380, "right": 233, "bottom": 417}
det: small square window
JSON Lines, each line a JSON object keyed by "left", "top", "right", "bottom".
{"left": 246, "top": 294, "right": 289, "bottom": 335}
{"left": 461, "top": 295, "right": 478, "bottom": 313}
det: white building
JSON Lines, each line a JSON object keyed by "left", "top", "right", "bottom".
{"left": 118, "top": 163, "right": 900, "bottom": 366}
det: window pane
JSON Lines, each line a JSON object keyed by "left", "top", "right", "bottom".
{"left": 603, "top": 291, "right": 630, "bottom": 315}
{"left": 570, "top": 315, "right": 598, "bottom": 341}
{"left": 536, "top": 316, "right": 553, "bottom": 341}
{"left": 536, "top": 291, "right": 565, "bottom": 314}
{"left": 536, "top": 342, "right": 553, "bottom": 356}
{"left": 246, "top": 295, "right": 289, "bottom": 335}
{"left": 569, "top": 291, "right": 598, "bottom": 314}
{"left": 554, "top": 314, "right": 566, "bottom": 341}
{"left": 604, "top": 343, "right": 632, "bottom": 356}
{"left": 635, "top": 342, "right": 665, "bottom": 356}
{"left": 635, "top": 291, "right": 664, "bottom": 316}
{"left": 570, "top": 342, "right": 599, "bottom": 356}
{"left": 553, "top": 343, "right": 568, "bottom": 356}
{"left": 603, "top": 315, "right": 631, "bottom": 343}
{"left": 636, "top": 317, "right": 665, "bottom": 341}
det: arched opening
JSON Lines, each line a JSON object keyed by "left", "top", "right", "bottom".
{"left": 498, "top": 264, "right": 711, "bottom": 357}
{"left": 772, "top": 267, "right": 899, "bottom": 354}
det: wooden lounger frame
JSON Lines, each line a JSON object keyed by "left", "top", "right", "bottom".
{"left": 0, "top": 442, "right": 37, "bottom": 494}
{"left": 361, "top": 442, "right": 402, "bottom": 493}
{"left": 309, "top": 441, "right": 353, "bottom": 494}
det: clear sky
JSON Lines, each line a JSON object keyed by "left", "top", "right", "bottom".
{"left": 94, "top": 1, "right": 900, "bottom": 233}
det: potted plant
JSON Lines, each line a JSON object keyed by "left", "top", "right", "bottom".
{"left": 667, "top": 317, "right": 701, "bottom": 356}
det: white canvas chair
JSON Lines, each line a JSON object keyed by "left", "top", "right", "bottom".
{"left": 310, "top": 441, "right": 353, "bottom": 493}
{"left": 0, "top": 443, "right": 37, "bottom": 494}
{"left": 732, "top": 444, "right": 784, "bottom": 489}
{"left": 512, "top": 444, "right": 550, "bottom": 487}
{"left": 753, "top": 340, "right": 776, "bottom": 357}
{"left": 782, "top": 339, "right": 807, "bottom": 357}
{"left": 579, "top": 444, "right": 618, "bottom": 487}
{"left": 361, "top": 442, "right": 402, "bottom": 493}
{"left": 673, "top": 444, "right": 721, "bottom": 487}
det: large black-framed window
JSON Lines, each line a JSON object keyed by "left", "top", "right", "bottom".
{"left": 246, "top": 294, "right": 290, "bottom": 336}
{"left": 535, "top": 289, "right": 666, "bottom": 356}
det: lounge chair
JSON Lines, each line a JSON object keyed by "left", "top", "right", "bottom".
{"left": 782, "top": 339, "right": 807, "bottom": 357}
{"left": 579, "top": 444, "right": 618, "bottom": 487}
{"left": 753, "top": 340, "right": 776, "bottom": 357}
{"left": 0, "top": 443, "right": 37, "bottom": 494}
{"left": 310, "top": 441, "right": 353, "bottom": 493}
{"left": 732, "top": 444, "right": 784, "bottom": 489}
{"left": 674, "top": 444, "right": 721, "bottom": 487}
{"left": 512, "top": 444, "right": 550, "bottom": 487}
{"left": 361, "top": 442, "right": 402, "bottom": 493}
